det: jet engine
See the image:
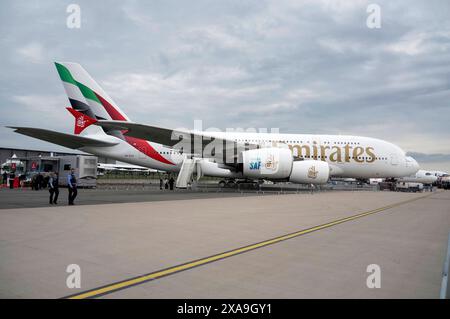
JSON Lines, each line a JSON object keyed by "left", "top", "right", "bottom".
{"left": 288, "top": 160, "right": 329, "bottom": 184}
{"left": 241, "top": 148, "right": 329, "bottom": 184}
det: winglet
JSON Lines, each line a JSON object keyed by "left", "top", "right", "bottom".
{"left": 66, "top": 107, "right": 98, "bottom": 135}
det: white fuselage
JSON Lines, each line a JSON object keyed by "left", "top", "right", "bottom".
{"left": 396, "top": 169, "right": 438, "bottom": 184}
{"left": 80, "top": 132, "right": 419, "bottom": 179}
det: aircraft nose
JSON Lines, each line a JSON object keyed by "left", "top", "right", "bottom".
{"left": 412, "top": 159, "right": 420, "bottom": 173}
{"left": 413, "top": 158, "right": 420, "bottom": 170}
{"left": 406, "top": 156, "right": 420, "bottom": 174}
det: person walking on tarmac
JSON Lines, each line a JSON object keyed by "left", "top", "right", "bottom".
{"left": 2, "top": 171, "right": 7, "bottom": 186}
{"left": 169, "top": 177, "right": 175, "bottom": 190}
{"left": 67, "top": 168, "right": 78, "bottom": 205}
{"left": 9, "top": 172, "right": 15, "bottom": 189}
{"left": 48, "top": 172, "right": 59, "bottom": 205}
{"left": 36, "top": 173, "right": 43, "bottom": 190}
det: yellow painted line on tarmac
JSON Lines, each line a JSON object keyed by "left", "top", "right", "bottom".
{"left": 65, "top": 192, "right": 435, "bottom": 299}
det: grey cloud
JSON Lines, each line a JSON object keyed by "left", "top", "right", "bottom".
{"left": 407, "top": 152, "right": 450, "bottom": 172}
{"left": 407, "top": 152, "right": 450, "bottom": 164}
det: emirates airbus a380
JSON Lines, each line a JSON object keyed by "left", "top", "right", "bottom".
{"left": 8, "top": 62, "right": 419, "bottom": 187}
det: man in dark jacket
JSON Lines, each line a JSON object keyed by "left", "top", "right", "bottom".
{"left": 36, "top": 173, "right": 43, "bottom": 190}
{"left": 48, "top": 172, "right": 59, "bottom": 204}
{"left": 67, "top": 168, "right": 77, "bottom": 205}
{"left": 2, "top": 171, "right": 7, "bottom": 186}
{"left": 9, "top": 172, "right": 15, "bottom": 189}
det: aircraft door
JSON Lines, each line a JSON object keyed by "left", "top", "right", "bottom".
{"left": 390, "top": 154, "right": 399, "bottom": 165}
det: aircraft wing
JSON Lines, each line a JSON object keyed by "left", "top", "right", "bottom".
{"left": 97, "top": 121, "right": 185, "bottom": 146}
{"left": 96, "top": 120, "right": 256, "bottom": 164}
{"left": 97, "top": 120, "right": 255, "bottom": 148}
{"left": 8, "top": 127, "right": 119, "bottom": 149}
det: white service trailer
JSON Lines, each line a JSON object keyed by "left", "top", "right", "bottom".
{"left": 395, "top": 182, "right": 423, "bottom": 193}
{"left": 58, "top": 155, "right": 97, "bottom": 188}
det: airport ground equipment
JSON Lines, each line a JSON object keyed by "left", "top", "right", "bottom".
{"left": 378, "top": 181, "right": 396, "bottom": 191}
{"left": 437, "top": 176, "right": 450, "bottom": 189}
{"left": 4, "top": 154, "right": 98, "bottom": 188}
{"left": 395, "top": 182, "right": 423, "bottom": 193}
{"left": 176, "top": 156, "right": 196, "bottom": 189}
{"left": 57, "top": 155, "right": 98, "bottom": 187}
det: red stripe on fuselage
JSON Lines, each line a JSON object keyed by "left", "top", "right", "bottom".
{"left": 124, "top": 136, "right": 174, "bottom": 165}
{"left": 94, "top": 92, "right": 174, "bottom": 165}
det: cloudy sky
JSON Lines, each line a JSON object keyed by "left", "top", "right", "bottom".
{"left": 1, "top": 0, "right": 449, "bottom": 171}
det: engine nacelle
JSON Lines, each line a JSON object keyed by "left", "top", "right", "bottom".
{"left": 242, "top": 148, "right": 293, "bottom": 179}
{"left": 289, "top": 160, "right": 329, "bottom": 184}
{"left": 197, "top": 160, "right": 239, "bottom": 178}
{"left": 242, "top": 148, "right": 329, "bottom": 184}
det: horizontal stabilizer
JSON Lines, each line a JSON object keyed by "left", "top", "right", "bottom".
{"left": 8, "top": 127, "right": 118, "bottom": 149}
{"left": 96, "top": 120, "right": 181, "bottom": 146}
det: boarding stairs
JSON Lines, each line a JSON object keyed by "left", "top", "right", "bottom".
{"left": 176, "top": 157, "right": 197, "bottom": 189}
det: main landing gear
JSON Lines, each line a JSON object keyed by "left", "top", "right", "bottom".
{"left": 218, "top": 179, "right": 262, "bottom": 189}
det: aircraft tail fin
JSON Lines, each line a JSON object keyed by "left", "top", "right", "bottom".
{"left": 54, "top": 62, "right": 131, "bottom": 126}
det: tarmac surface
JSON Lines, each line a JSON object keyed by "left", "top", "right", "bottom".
{"left": 0, "top": 182, "right": 352, "bottom": 209}
{"left": 0, "top": 186, "right": 272, "bottom": 209}
{"left": 0, "top": 188, "right": 449, "bottom": 298}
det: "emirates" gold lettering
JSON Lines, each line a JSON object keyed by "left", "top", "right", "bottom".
{"left": 287, "top": 143, "right": 377, "bottom": 163}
